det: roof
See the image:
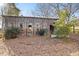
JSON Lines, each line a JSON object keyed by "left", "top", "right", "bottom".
{"left": 2, "top": 15, "right": 58, "bottom": 20}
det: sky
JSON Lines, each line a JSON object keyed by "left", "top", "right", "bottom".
{"left": 16, "top": 3, "right": 37, "bottom": 16}
{"left": 0, "top": 3, "right": 79, "bottom": 17}
{"left": 0, "top": 3, "right": 37, "bottom": 16}
{"left": 16, "top": 3, "right": 79, "bottom": 18}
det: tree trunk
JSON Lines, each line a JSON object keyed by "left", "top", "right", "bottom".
{"left": 73, "top": 25, "right": 75, "bottom": 33}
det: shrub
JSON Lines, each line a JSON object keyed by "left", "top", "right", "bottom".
{"left": 76, "top": 29, "right": 79, "bottom": 34}
{"left": 54, "top": 25, "right": 71, "bottom": 38}
{"left": 36, "top": 29, "right": 46, "bottom": 36}
{"left": 4, "top": 27, "right": 21, "bottom": 39}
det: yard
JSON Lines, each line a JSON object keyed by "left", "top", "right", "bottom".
{"left": 0, "top": 32, "right": 79, "bottom": 56}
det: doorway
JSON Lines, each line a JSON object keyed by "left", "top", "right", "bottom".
{"left": 20, "top": 23, "right": 23, "bottom": 31}
{"left": 49, "top": 25, "right": 54, "bottom": 34}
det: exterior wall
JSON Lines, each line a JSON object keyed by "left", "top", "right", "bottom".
{"left": 0, "top": 16, "right": 2, "bottom": 29}
{"left": 2, "top": 16, "right": 57, "bottom": 32}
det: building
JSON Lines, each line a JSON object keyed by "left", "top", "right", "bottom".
{"left": 0, "top": 15, "right": 58, "bottom": 35}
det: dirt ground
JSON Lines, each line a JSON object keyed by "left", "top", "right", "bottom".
{"left": 0, "top": 33, "right": 79, "bottom": 56}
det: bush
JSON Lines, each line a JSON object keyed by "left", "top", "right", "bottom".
{"left": 76, "top": 29, "right": 79, "bottom": 34}
{"left": 4, "top": 27, "right": 21, "bottom": 39}
{"left": 36, "top": 29, "right": 46, "bottom": 36}
{"left": 54, "top": 25, "right": 71, "bottom": 38}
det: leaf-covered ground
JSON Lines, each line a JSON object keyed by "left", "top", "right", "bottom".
{"left": 0, "top": 34, "right": 79, "bottom": 56}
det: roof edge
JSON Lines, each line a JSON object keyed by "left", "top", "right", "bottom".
{"left": 2, "top": 15, "right": 58, "bottom": 20}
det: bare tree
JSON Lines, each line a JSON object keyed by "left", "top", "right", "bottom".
{"left": 32, "top": 3, "right": 79, "bottom": 19}
{"left": 50, "top": 3, "right": 79, "bottom": 21}
{"left": 32, "top": 3, "right": 54, "bottom": 17}
{"left": 51, "top": 3, "right": 79, "bottom": 33}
